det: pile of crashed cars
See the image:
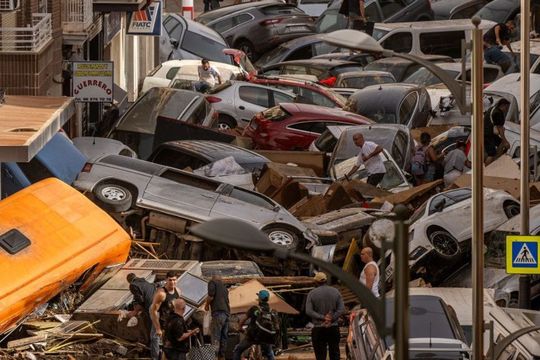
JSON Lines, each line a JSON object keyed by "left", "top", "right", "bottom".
{"left": 5, "top": 0, "right": 540, "bottom": 357}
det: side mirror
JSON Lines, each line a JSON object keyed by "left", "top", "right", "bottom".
{"left": 433, "top": 198, "right": 445, "bottom": 213}
{"left": 169, "top": 38, "right": 179, "bottom": 49}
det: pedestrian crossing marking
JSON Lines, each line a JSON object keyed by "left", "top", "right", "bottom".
{"left": 506, "top": 236, "right": 540, "bottom": 274}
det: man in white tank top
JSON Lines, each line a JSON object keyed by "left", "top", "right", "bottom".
{"left": 359, "top": 247, "right": 380, "bottom": 297}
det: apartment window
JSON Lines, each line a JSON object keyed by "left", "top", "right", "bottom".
{"left": 38, "top": 0, "right": 47, "bottom": 13}
{"left": 0, "top": 0, "right": 20, "bottom": 11}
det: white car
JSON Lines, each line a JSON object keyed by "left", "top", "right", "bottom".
{"left": 141, "top": 59, "right": 243, "bottom": 94}
{"left": 205, "top": 80, "right": 296, "bottom": 129}
{"left": 383, "top": 187, "right": 519, "bottom": 285}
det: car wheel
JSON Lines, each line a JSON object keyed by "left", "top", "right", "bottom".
{"left": 503, "top": 201, "right": 520, "bottom": 218}
{"left": 236, "top": 40, "right": 256, "bottom": 61}
{"left": 93, "top": 183, "right": 133, "bottom": 213}
{"left": 427, "top": 228, "right": 460, "bottom": 260}
{"left": 263, "top": 226, "right": 299, "bottom": 250}
{"left": 217, "top": 114, "right": 237, "bottom": 130}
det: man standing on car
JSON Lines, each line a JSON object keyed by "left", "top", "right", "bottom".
{"left": 150, "top": 271, "right": 181, "bottom": 350}
{"left": 359, "top": 247, "right": 380, "bottom": 297}
{"left": 163, "top": 299, "right": 200, "bottom": 360}
{"left": 126, "top": 273, "right": 159, "bottom": 360}
{"left": 195, "top": 58, "right": 222, "bottom": 93}
{"left": 233, "top": 290, "right": 277, "bottom": 360}
{"left": 205, "top": 275, "right": 230, "bottom": 360}
{"left": 484, "top": 98, "right": 511, "bottom": 165}
{"left": 484, "top": 20, "right": 516, "bottom": 72}
{"left": 346, "top": 133, "right": 386, "bottom": 187}
{"left": 305, "top": 272, "right": 345, "bottom": 360}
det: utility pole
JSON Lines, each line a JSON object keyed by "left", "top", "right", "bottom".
{"left": 471, "top": 16, "right": 485, "bottom": 360}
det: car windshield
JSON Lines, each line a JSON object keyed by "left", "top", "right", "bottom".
{"left": 372, "top": 29, "right": 389, "bottom": 41}
{"left": 340, "top": 75, "right": 395, "bottom": 89}
{"left": 365, "top": 61, "right": 408, "bottom": 82}
{"left": 475, "top": 0, "right": 513, "bottom": 23}
{"left": 356, "top": 106, "right": 397, "bottom": 124}
{"left": 314, "top": 129, "right": 338, "bottom": 152}
{"left": 404, "top": 68, "right": 460, "bottom": 86}
{"left": 332, "top": 127, "right": 397, "bottom": 165}
{"left": 181, "top": 31, "right": 230, "bottom": 63}
{"left": 333, "top": 156, "right": 406, "bottom": 190}
{"left": 255, "top": 45, "right": 292, "bottom": 67}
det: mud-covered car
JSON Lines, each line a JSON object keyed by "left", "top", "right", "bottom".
{"left": 382, "top": 188, "right": 519, "bottom": 285}
{"left": 74, "top": 155, "right": 318, "bottom": 253}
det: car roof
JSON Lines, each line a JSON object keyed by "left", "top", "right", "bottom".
{"left": 369, "top": 55, "right": 454, "bottom": 65}
{"left": 374, "top": 18, "right": 495, "bottom": 31}
{"left": 270, "top": 59, "right": 357, "bottom": 68}
{"left": 432, "top": 0, "right": 485, "bottom": 17}
{"left": 195, "top": 0, "right": 287, "bottom": 23}
{"left": 485, "top": 73, "right": 540, "bottom": 111}
{"left": 273, "top": 34, "right": 327, "bottom": 48}
{"left": 96, "top": 154, "right": 166, "bottom": 175}
{"left": 337, "top": 70, "right": 395, "bottom": 79}
{"left": 160, "top": 59, "right": 239, "bottom": 72}
{"left": 350, "top": 83, "right": 419, "bottom": 104}
{"left": 157, "top": 140, "right": 270, "bottom": 164}
{"left": 280, "top": 102, "right": 371, "bottom": 121}
{"left": 165, "top": 13, "right": 226, "bottom": 44}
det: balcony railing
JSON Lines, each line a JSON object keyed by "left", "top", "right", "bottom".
{"left": 62, "top": 0, "right": 93, "bottom": 34}
{"left": 0, "top": 13, "right": 52, "bottom": 52}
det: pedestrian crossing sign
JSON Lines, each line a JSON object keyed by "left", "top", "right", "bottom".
{"left": 506, "top": 235, "right": 540, "bottom": 274}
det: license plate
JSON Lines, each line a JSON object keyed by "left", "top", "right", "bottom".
{"left": 286, "top": 26, "right": 308, "bottom": 33}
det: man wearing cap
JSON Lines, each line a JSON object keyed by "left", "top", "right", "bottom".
{"left": 233, "top": 290, "right": 276, "bottom": 360}
{"left": 305, "top": 272, "right": 345, "bottom": 360}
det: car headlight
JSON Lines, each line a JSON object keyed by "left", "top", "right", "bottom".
{"left": 409, "top": 246, "right": 428, "bottom": 260}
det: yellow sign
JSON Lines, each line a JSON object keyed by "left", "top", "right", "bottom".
{"left": 506, "top": 235, "right": 540, "bottom": 274}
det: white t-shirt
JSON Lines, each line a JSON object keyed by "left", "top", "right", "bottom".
{"left": 356, "top": 141, "right": 386, "bottom": 175}
{"left": 198, "top": 65, "right": 221, "bottom": 87}
{"left": 359, "top": 260, "right": 380, "bottom": 297}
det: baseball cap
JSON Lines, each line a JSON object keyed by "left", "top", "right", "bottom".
{"left": 313, "top": 272, "right": 327, "bottom": 283}
{"left": 257, "top": 290, "right": 270, "bottom": 302}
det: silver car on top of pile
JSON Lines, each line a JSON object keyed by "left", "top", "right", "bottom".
{"left": 74, "top": 154, "right": 317, "bottom": 250}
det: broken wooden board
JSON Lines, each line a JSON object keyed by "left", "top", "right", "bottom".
{"left": 484, "top": 155, "right": 520, "bottom": 179}
{"left": 7, "top": 334, "right": 47, "bottom": 349}
{"left": 228, "top": 279, "right": 299, "bottom": 315}
{"left": 452, "top": 175, "right": 520, "bottom": 198}
{"left": 372, "top": 180, "right": 443, "bottom": 206}
{"left": 255, "top": 150, "right": 326, "bottom": 176}
{"left": 411, "top": 125, "right": 454, "bottom": 142}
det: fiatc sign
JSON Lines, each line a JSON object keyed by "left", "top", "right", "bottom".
{"left": 506, "top": 235, "right": 540, "bottom": 274}
{"left": 72, "top": 61, "right": 114, "bottom": 103}
{"left": 127, "top": 0, "right": 162, "bottom": 36}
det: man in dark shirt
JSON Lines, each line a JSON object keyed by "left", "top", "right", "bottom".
{"left": 205, "top": 275, "right": 230, "bottom": 360}
{"left": 233, "top": 290, "right": 276, "bottom": 360}
{"left": 484, "top": 21, "right": 515, "bottom": 72}
{"left": 127, "top": 273, "right": 158, "bottom": 360}
{"left": 305, "top": 272, "right": 345, "bottom": 360}
{"left": 484, "top": 98, "right": 511, "bottom": 165}
{"left": 164, "top": 299, "right": 200, "bottom": 360}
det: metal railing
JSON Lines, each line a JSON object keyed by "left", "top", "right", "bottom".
{"left": 0, "top": 13, "right": 52, "bottom": 52}
{"left": 62, "top": 0, "right": 93, "bottom": 33}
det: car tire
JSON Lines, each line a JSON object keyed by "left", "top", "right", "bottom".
{"left": 503, "top": 201, "right": 520, "bottom": 218}
{"left": 236, "top": 40, "right": 256, "bottom": 61}
{"left": 263, "top": 226, "right": 300, "bottom": 250}
{"left": 217, "top": 114, "right": 237, "bottom": 130}
{"left": 93, "top": 183, "right": 133, "bottom": 213}
{"left": 427, "top": 228, "right": 460, "bottom": 260}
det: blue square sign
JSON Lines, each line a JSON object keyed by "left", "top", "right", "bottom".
{"left": 511, "top": 241, "right": 538, "bottom": 268}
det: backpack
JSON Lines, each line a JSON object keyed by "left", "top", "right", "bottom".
{"left": 248, "top": 306, "right": 280, "bottom": 345}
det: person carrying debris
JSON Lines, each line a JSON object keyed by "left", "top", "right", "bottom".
{"left": 205, "top": 275, "right": 230, "bottom": 360}
{"left": 359, "top": 247, "right": 380, "bottom": 297}
{"left": 150, "top": 271, "right": 181, "bottom": 355}
{"left": 194, "top": 58, "right": 222, "bottom": 93}
{"left": 305, "top": 272, "right": 345, "bottom": 360}
{"left": 484, "top": 98, "right": 511, "bottom": 166}
{"left": 126, "top": 273, "right": 159, "bottom": 360}
{"left": 233, "top": 290, "right": 278, "bottom": 360}
{"left": 443, "top": 140, "right": 471, "bottom": 188}
{"left": 484, "top": 20, "right": 516, "bottom": 73}
{"left": 163, "top": 299, "right": 200, "bottom": 360}
{"left": 346, "top": 133, "right": 386, "bottom": 187}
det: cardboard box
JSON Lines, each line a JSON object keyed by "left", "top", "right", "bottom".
{"left": 254, "top": 150, "right": 326, "bottom": 176}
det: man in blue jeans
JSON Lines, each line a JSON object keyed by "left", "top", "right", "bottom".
{"left": 233, "top": 290, "right": 276, "bottom": 360}
{"left": 205, "top": 275, "right": 230, "bottom": 360}
{"left": 483, "top": 20, "right": 516, "bottom": 73}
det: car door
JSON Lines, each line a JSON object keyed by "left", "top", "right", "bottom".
{"left": 236, "top": 85, "right": 271, "bottom": 124}
{"left": 161, "top": 16, "right": 186, "bottom": 61}
{"left": 286, "top": 121, "right": 328, "bottom": 148}
{"left": 141, "top": 169, "right": 217, "bottom": 220}
{"left": 439, "top": 189, "right": 474, "bottom": 241}
{"left": 270, "top": 89, "right": 296, "bottom": 107}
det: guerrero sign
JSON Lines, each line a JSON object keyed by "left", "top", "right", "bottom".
{"left": 72, "top": 61, "right": 114, "bottom": 103}
{"left": 127, "top": 1, "right": 162, "bottom": 36}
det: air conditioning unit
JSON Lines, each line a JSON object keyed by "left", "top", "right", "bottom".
{"left": 0, "top": 0, "right": 20, "bottom": 11}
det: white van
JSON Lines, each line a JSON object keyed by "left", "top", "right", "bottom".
{"left": 372, "top": 19, "right": 496, "bottom": 58}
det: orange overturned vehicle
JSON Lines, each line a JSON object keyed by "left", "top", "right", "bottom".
{"left": 0, "top": 178, "right": 131, "bottom": 334}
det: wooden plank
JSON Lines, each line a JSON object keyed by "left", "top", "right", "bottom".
{"left": 7, "top": 334, "right": 47, "bottom": 349}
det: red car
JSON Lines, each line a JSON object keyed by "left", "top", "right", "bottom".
{"left": 250, "top": 77, "right": 347, "bottom": 109}
{"left": 243, "top": 103, "right": 372, "bottom": 150}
